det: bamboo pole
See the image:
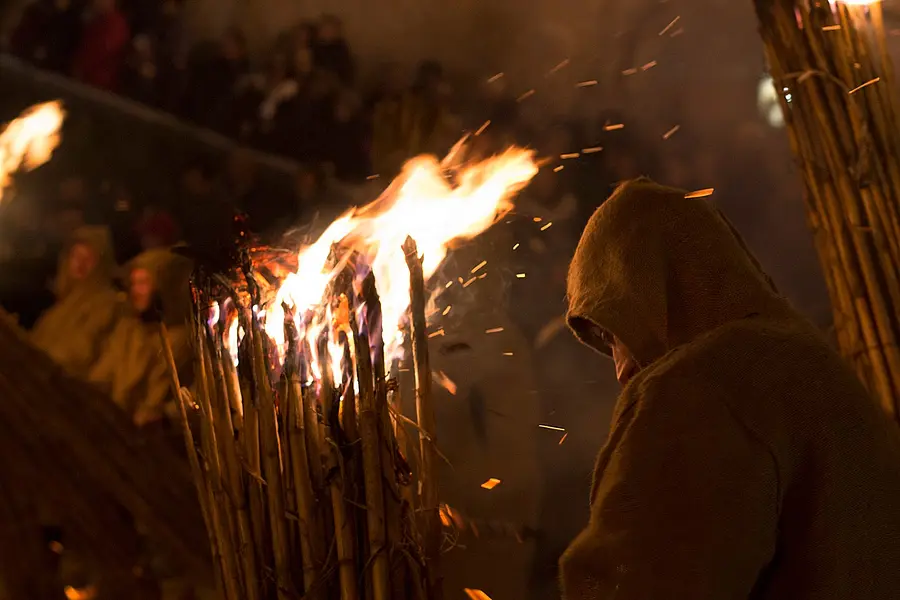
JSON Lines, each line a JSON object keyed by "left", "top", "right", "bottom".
{"left": 356, "top": 329, "right": 391, "bottom": 600}
{"left": 248, "top": 316, "right": 295, "bottom": 600}
{"left": 195, "top": 329, "right": 243, "bottom": 600}
{"left": 319, "top": 335, "right": 360, "bottom": 600}
{"left": 753, "top": 0, "right": 900, "bottom": 417}
{"left": 287, "top": 375, "right": 324, "bottom": 596}
{"left": 402, "top": 236, "right": 443, "bottom": 600}
{"left": 362, "top": 272, "right": 409, "bottom": 600}
{"left": 205, "top": 326, "right": 261, "bottom": 600}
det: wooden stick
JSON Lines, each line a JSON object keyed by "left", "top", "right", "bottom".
{"left": 362, "top": 272, "right": 409, "bottom": 600}
{"left": 319, "top": 335, "right": 360, "bottom": 600}
{"left": 286, "top": 367, "right": 325, "bottom": 597}
{"left": 356, "top": 330, "right": 391, "bottom": 600}
{"left": 248, "top": 316, "right": 295, "bottom": 599}
{"left": 402, "top": 236, "right": 443, "bottom": 600}
{"left": 195, "top": 329, "right": 244, "bottom": 600}
{"left": 206, "top": 328, "right": 261, "bottom": 600}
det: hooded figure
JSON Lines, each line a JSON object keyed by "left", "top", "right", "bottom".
{"left": 89, "top": 247, "right": 193, "bottom": 425}
{"left": 31, "top": 226, "right": 121, "bottom": 376}
{"left": 560, "top": 179, "right": 900, "bottom": 599}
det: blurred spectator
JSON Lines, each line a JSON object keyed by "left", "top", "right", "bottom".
{"left": 371, "top": 60, "right": 455, "bottom": 176}
{"left": 31, "top": 226, "right": 122, "bottom": 376}
{"left": 288, "top": 163, "right": 324, "bottom": 225}
{"left": 9, "top": 0, "right": 84, "bottom": 73}
{"left": 121, "top": 34, "right": 160, "bottom": 105}
{"left": 313, "top": 14, "right": 354, "bottom": 83}
{"left": 324, "top": 89, "right": 370, "bottom": 181}
{"left": 176, "top": 159, "right": 237, "bottom": 258}
{"left": 135, "top": 208, "right": 179, "bottom": 251}
{"left": 291, "top": 44, "right": 314, "bottom": 82}
{"left": 185, "top": 28, "right": 249, "bottom": 129}
{"left": 72, "top": 0, "right": 130, "bottom": 91}
{"left": 253, "top": 53, "right": 300, "bottom": 141}
{"left": 90, "top": 246, "right": 192, "bottom": 426}
{"left": 224, "top": 150, "right": 272, "bottom": 231}
{"left": 278, "top": 68, "right": 340, "bottom": 161}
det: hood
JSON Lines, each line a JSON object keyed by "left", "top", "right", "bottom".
{"left": 127, "top": 246, "right": 194, "bottom": 327}
{"left": 566, "top": 178, "right": 790, "bottom": 367}
{"left": 54, "top": 226, "right": 117, "bottom": 298}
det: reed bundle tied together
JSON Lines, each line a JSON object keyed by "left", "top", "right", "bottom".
{"left": 165, "top": 236, "right": 442, "bottom": 600}
{"left": 754, "top": 0, "right": 900, "bottom": 415}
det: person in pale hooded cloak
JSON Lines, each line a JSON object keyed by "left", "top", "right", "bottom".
{"left": 31, "top": 226, "right": 121, "bottom": 376}
{"left": 89, "top": 246, "right": 194, "bottom": 427}
{"left": 560, "top": 178, "right": 900, "bottom": 600}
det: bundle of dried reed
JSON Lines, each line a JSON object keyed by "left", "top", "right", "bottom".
{"left": 754, "top": 0, "right": 900, "bottom": 416}
{"left": 167, "top": 238, "right": 441, "bottom": 600}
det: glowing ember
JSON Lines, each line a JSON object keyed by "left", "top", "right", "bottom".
{"left": 434, "top": 370, "right": 458, "bottom": 395}
{"left": 685, "top": 188, "right": 715, "bottom": 199}
{"left": 463, "top": 589, "right": 493, "bottom": 600}
{"left": 0, "top": 101, "right": 65, "bottom": 203}
{"left": 263, "top": 146, "right": 537, "bottom": 369}
{"left": 64, "top": 586, "right": 97, "bottom": 600}
{"left": 480, "top": 478, "right": 502, "bottom": 490}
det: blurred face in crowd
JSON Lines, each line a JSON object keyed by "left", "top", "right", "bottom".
{"left": 318, "top": 18, "right": 343, "bottom": 43}
{"left": 68, "top": 242, "right": 98, "bottom": 283}
{"left": 291, "top": 23, "right": 315, "bottom": 48}
{"left": 129, "top": 267, "right": 154, "bottom": 313}
{"left": 293, "top": 47, "right": 313, "bottom": 76}
{"left": 221, "top": 32, "right": 246, "bottom": 62}
{"left": 268, "top": 54, "right": 289, "bottom": 85}
{"left": 334, "top": 92, "right": 359, "bottom": 123}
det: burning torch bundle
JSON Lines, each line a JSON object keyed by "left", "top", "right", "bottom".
{"left": 164, "top": 149, "right": 538, "bottom": 600}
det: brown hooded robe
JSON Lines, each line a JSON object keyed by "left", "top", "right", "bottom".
{"left": 31, "top": 226, "right": 121, "bottom": 376}
{"left": 90, "top": 247, "right": 194, "bottom": 424}
{"left": 560, "top": 179, "right": 900, "bottom": 599}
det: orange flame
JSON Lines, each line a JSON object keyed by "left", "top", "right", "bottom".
{"left": 0, "top": 101, "right": 65, "bottom": 203}
{"left": 263, "top": 145, "right": 537, "bottom": 371}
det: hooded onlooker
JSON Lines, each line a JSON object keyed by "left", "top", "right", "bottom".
{"left": 31, "top": 226, "right": 121, "bottom": 376}
{"left": 89, "top": 246, "right": 193, "bottom": 426}
{"left": 560, "top": 178, "right": 900, "bottom": 599}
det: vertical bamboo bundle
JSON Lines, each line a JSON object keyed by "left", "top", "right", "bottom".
{"left": 167, "top": 236, "right": 441, "bottom": 600}
{"left": 753, "top": 0, "right": 900, "bottom": 416}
